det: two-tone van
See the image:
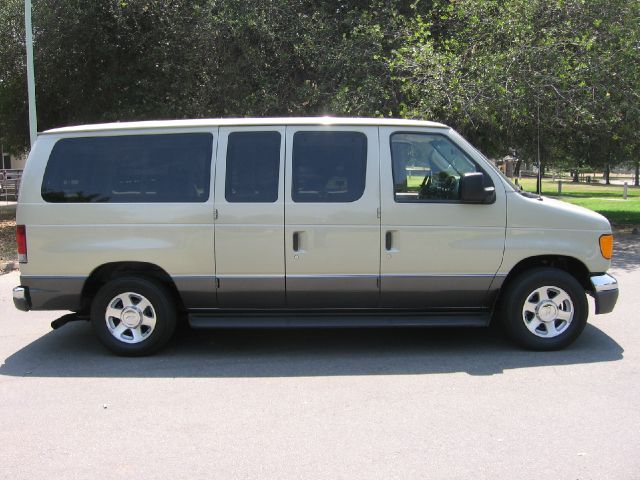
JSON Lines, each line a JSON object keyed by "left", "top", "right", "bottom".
{"left": 12, "top": 118, "right": 618, "bottom": 355}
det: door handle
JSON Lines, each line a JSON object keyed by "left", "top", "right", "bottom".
{"left": 293, "top": 232, "right": 300, "bottom": 252}
{"left": 385, "top": 231, "right": 393, "bottom": 251}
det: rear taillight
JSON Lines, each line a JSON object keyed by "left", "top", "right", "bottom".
{"left": 16, "top": 225, "right": 27, "bottom": 263}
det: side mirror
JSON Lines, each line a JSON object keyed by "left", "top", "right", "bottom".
{"left": 460, "top": 172, "right": 495, "bottom": 203}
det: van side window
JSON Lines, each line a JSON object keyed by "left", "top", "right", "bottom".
{"left": 292, "top": 131, "right": 367, "bottom": 203}
{"left": 390, "top": 133, "right": 480, "bottom": 202}
{"left": 41, "top": 133, "right": 212, "bottom": 203}
{"left": 225, "top": 131, "right": 281, "bottom": 203}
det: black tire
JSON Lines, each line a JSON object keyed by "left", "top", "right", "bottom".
{"left": 90, "top": 276, "right": 177, "bottom": 356}
{"left": 498, "top": 267, "right": 588, "bottom": 351}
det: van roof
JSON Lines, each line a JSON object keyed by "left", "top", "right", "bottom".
{"left": 42, "top": 117, "right": 449, "bottom": 134}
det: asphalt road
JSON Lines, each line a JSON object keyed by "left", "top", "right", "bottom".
{"left": 1, "top": 235, "right": 639, "bottom": 479}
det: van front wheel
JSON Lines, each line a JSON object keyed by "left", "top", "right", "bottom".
{"left": 499, "top": 268, "right": 588, "bottom": 350}
{"left": 90, "top": 277, "right": 177, "bottom": 356}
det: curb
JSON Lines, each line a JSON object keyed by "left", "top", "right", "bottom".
{"left": 0, "top": 261, "right": 19, "bottom": 275}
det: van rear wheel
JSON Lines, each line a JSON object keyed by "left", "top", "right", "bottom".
{"left": 498, "top": 268, "right": 588, "bottom": 350}
{"left": 90, "top": 277, "right": 177, "bottom": 356}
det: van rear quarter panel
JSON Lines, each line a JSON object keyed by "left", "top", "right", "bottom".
{"left": 17, "top": 133, "right": 216, "bottom": 279}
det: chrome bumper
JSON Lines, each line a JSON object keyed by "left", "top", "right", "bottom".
{"left": 590, "top": 274, "right": 618, "bottom": 315}
{"left": 12, "top": 286, "right": 31, "bottom": 312}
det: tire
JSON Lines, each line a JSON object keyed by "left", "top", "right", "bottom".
{"left": 90, "top": 276, "right": 177, "bottom": 356}
{"left": 498, "top": 267, "right": 588, "bottom": 351}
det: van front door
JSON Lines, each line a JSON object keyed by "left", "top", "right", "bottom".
{"left": 284, "top": 126, "right": 380, "bottom": 308}
{"left": 379, "top": 127, "right": 507, "bottom": 309}
{"left": 214, "top": 127, "right": 286, "bottom": 308}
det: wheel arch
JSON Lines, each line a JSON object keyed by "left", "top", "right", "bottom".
{"left": 494, "top": 255, "right": 591, "bottom": 311}
{"left": 79, "top": 261, "right": 184, "bottom": 314}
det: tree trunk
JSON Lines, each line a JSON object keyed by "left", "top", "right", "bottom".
{"left": 537, "top": 162, "right": 543, "bottom": 194}
{"left": 635, "top": 160, "right": 639, "bottom": 187}
{"left": 572, "top": 169, "right": 579, "bottom": 182}
{"left": 514, "top": 159, "right": 522, "bottom": 177}
{"left": 604, "top": 163, "right": 610, "bottom": 185}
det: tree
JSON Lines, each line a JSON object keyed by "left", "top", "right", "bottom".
{"left": 0, "top": 0, "right": 412, "bottom": 152}
{"left": 393, "top": 0, "right": 640, "bottom": 173}
{"left": 0, "top": 0, "right": 638, "bottom": 164}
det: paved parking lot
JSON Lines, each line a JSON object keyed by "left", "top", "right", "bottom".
{"left": 1, "top": 235, "right": 639, "bottom": 479}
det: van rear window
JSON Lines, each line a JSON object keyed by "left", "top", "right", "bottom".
{"left": 41, "top": 133, "right": 213, "bottom": 203}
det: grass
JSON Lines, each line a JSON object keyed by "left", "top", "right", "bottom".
{"left": 516, "top": 177, "right": 640, "bottom": 227}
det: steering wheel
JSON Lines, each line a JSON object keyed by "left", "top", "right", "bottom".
{"left": 418, "top": 174, "right": 432, "bottom": 199}
{"left": 442, "top": 175, "right": 459, "bottom": 198}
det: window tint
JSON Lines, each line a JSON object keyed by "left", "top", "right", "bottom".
{"left": 391, "top": 133, "right": 479, "bottom": 202}
{"left": 292, "top": 131, "right": 367, "bottom": 203}
{"left": 225, "top": 131, "right": 281, "bottom": 203}
{"left": 42, "top": 133, "right": 212, "bottom": 203}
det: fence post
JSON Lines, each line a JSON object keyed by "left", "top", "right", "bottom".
{"left": 624, "top": 182, "right": 628, "bottom": 200}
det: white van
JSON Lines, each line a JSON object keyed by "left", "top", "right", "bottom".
{"left": 12, "top": 118, "right": 618, "bottom": 355}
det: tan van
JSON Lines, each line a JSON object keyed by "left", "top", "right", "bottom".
{"left": 13, "top": 118, "right": 618, "bottom": 355}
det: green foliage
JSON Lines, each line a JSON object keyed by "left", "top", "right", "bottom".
{"left": 0, "top": 0, "right": 27, "bottom": 151}
{"left": 0, "top": 0, "right": 638, "bottom": 170}
{"left": 394, "top": 0, "right": 640, "bottom": 168}
{"left": 0, "top": 1, "right": 413, "bottom": 151}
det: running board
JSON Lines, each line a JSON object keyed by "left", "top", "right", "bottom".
{"left": 188, "top": 312, "right": 491, "bottom": 329}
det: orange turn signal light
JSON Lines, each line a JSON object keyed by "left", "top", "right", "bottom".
{"left": 599, "top": 234, "right": 613, "bottom": 260}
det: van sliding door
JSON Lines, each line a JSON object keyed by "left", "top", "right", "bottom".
{"left": 214, "top": 127, "right": 286, "bottom": 308}
{"left": 284, "top": 126, "right": 381, "bottom": 308}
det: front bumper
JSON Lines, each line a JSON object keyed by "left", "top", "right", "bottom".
{"left": 590, "top": 274, "right": 618, "bottom": 315}
{"left": 13, "top": 286, "right": 31, "bottom": 312}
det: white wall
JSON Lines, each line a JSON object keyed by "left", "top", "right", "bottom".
{"left": 10, "top": 154, "right": 27, "bottom": 170}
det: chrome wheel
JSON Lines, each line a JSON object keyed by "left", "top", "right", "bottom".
{"left": 522, "top": 285, "right": 574, "bottom": 338}
{"left": 105, "top": 291, "right": 157, "bottom": 344}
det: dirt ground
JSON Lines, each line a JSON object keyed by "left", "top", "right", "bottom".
{"left": 0, "top": 202, "right": 17, "bottom": 270}
{"left": 0, "top": 217, "right": 17, "bottom": 265}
